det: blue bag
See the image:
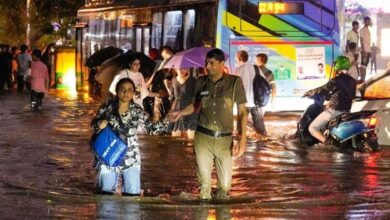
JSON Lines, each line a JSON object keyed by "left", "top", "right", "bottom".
{"left": 92, "top": 126, "right": 127, "bottom": 167}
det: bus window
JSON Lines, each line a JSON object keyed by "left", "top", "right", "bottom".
{"left": 143, "top": 27, "right": 150, "bottom": 55}
{"left": 89, "top": 17, "right": 103, "bottom": 54}
{"left": 152, "top": 12, "right": 162, "bottom": 50}
{"left": 104, "top": 18, "right": 117, "bottom": 47}
{"left": 184, "top": 9, "right": 196, "bottom": 50}
{"left": 119, "top": 15, "right": 133, "bottom": 51}
{"left": 163, "top": 10, "right": 183, "bottom": 51}
{"left": 136, "top": 27, "right": 142, "bottom": 52}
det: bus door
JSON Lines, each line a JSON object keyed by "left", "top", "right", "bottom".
{"left": 75, "top": 22, "right": 88, "bottom": 89}
{"left": 134, "top": 25, "right": 151, "bottom": 55}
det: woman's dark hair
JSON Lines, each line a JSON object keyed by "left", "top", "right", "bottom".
{"left": 32, "top": 49, "right": 42, "bottom": 59}
{"left": 206, "top": 48, "right": 225, "bottom": 62}
{"left": 115, "top": 77, "right": 136, "bottom": 95}
{"left": 128, "top": 57, "right": 140, "bottom": 67}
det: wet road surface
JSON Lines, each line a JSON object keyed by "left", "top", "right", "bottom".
{"left": 0, "top": 90, "right": 390, "bottom": 219}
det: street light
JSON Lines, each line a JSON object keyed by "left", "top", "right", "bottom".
{"left": 26, "top": 0, "right": 31, "bottom": 46}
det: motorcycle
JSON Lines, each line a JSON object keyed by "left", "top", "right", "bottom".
{"left": 296, "top": 94, "right": 379, "bottom": 152}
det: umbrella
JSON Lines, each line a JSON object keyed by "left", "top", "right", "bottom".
{"left": 86, "top": 46, "right": 123, "bottom": 68}
{"left": 112, "top": 50, "right": 156, "bottom": 77}
{"left": 163, "top": 47, "right": 228, "bottom": 69}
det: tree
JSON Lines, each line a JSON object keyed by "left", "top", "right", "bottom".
{"left": 0, "top": 0, "right": 27, "bottom": 45}
{"left": 0, "top": 0, "right": 84, "bottom": 48}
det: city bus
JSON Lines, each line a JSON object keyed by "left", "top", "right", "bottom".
{"left": 76, "top": 0, "right": 340, "bottom": 110}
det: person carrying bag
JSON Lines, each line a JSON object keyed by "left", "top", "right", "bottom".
{"left": 91, "top": 78, "right": 169, "bottom": 196}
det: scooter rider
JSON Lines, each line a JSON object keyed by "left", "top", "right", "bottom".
{"left": 303, "top": 56, "right": 357, "bottom": 145}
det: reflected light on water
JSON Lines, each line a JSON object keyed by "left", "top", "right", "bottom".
{"left": 56, "top": 88, "right": 78, "bottom": 100}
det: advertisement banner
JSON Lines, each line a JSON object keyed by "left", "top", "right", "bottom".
{"left": 230, "top": 42, "right": 331, "bottom": 98}
{"left": 296, "top": 47, "right": 326, "bottom": 80}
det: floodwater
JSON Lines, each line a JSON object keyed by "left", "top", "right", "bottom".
{"left": 0, "top": 90, "right": 389, "bottom": 219}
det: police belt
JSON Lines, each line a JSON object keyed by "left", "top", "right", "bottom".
{"left": 196, "top": 125, "right": 232, "bottom": 138}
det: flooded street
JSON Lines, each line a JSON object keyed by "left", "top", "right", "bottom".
{"left": 0, "top": 90, "right": 389, "bottom": 219}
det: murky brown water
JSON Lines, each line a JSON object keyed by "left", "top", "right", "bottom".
{"left": 1, "top": 90, "right": 389, "bottom": 219}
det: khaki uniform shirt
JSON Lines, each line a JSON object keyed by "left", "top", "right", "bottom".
{"left": 194, "top": 74, "right": 246, "bottom": 132}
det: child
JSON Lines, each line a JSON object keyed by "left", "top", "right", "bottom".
{"left": 30, "top": 49, "right": 49, "bottom": 110}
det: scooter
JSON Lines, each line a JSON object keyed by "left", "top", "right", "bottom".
{"left": 297, "top": 94, "right": 379, "bottom": 152}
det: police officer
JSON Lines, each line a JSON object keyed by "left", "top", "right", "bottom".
{"left": 169, "top": 48, "right": 247, "bottom": 200}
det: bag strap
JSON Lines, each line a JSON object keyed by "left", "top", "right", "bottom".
{"left": 253, "top": 65, "right": 260, "bottom": 77}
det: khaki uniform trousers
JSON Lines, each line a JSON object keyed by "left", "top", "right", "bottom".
{"left": 194, "top": 131, "right": 233, "bottom": 198}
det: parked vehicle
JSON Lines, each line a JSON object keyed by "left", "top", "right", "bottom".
{"left": 297, "top": 94, "right": 379, "bottom": 152}
{"left": 352, "top": 70, "right": 390, "bottom": 146}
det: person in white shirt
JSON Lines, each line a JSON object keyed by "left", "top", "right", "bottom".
{"left": 16, "top": 44, "right": 32, "bottom": 92}
{"left": 234, "top": 50, "right": 270, "bottom": 142}
{"left": 345, "top": 42, "right": 359, "bottom": 81}
{"left": 109, "top": 57, "right": 149, "bottom": 107}
{"left": 359, "top": 16, "right": 372, "bottom": 82}
{"left": 346, "top": 21, "right": 359, "bottom": 53}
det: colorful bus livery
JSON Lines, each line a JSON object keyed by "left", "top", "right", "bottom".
{"left": 76, "top": 0, "right": 340, "bottom": 110}
{"left": 218, "top": 0, "right": 340, "bottom": 109}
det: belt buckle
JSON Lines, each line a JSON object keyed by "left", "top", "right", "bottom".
{"left": 214, "top": 130, "right": 220, "bottom": 137}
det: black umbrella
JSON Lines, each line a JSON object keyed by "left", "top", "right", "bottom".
{"left": 86, "top": 46, "right": 123, "bottom": 68}
{"left": 112, "top": 50, "right": 156, "bottom": 78}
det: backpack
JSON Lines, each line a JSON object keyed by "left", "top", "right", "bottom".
{"left": 253, "top": 65, "right": 271, "bottom": 107}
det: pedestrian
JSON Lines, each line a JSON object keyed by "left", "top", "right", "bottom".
{"left": 145, "top": 46, "right": 174, "bottom": 120}
{"left": 359, "top": 16, "right": 372, "bottom": 82}
{"left": 370, "top": 43, "right": 381, "bottom": 74}
{"left": 346, "top": 21, "right": 359, "bottom": 53}
{"left": 345, "top": 42, "right": 359, "bottom": 81}
{"left": 170, "top": 68, "right": 197, "bottom": 140}
{"left": 0, "top": 44, "right": 9, "bottom": 93}
{"left": 253, "top": 53, "right": 276, "bottom": 137}
{"left": 157, "top": 46, "right": 174, "bottom": 70}
{"left": 234, "top": 50, "right": 266, "bottom": 142}
{"left": 16, "top": 44, "right": 32, "bottom": 93}
{"left": 91, "top": 77, "right": 169, "bottom": 195}
{"left": 304, "top": 56, "right": 356, "bottom": 145}
{"left": 11, "top": 46, "right": 19, "bottom": 89}
{"left": 30, "top": 49, "right": 49, "bottom": 109}
{"left": 143, "top": 48, "right": 164, "bottom": 117}
{"left": 41, "top": 43, "right": 55, "bottom": 88}
{"left": 169, "top": 48, "right": 247, "bottom": 200}
{"left": 148, "top": 48, "right": 162, "bottom": 74}
{"left": 109, "top": 57, "right": 149, "bottom": 107}
{"left": 0, "top": 45, "right": 13, "bottom": 92}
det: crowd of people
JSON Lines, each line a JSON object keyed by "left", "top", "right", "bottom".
{"left": 89, "top": 38, "right": 368, "bottom": 199}
{"left": 91, "top": 48, "right": 249, "bottom": 200}
{"left": 345, "top": 16, "right": 382, "bottom": 82}
{"left": 0, "top": 44, "right": 53, "bottom": 109}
